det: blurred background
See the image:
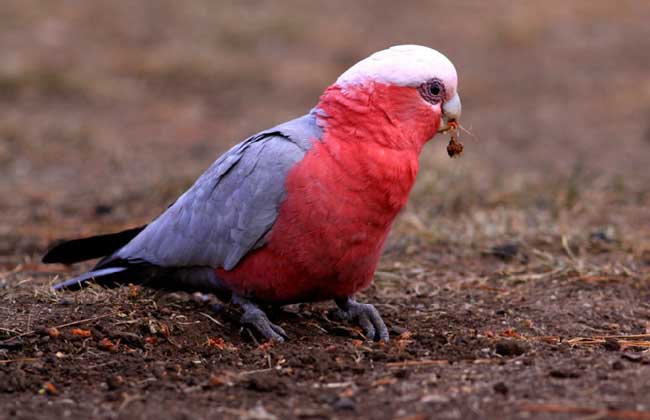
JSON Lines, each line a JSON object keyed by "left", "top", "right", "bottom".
{"left": 1, "top": 0, "right": 649, "bottom": 260}
{"left": 2, "top": 3, "right": 650, "bottom": 417}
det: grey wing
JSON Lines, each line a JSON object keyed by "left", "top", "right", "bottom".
{"left": 115, "top": 114, "right": 321, "bottom": 270}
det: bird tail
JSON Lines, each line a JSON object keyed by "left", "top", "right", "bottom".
{"left": 42, "top": 225, "right": 146, "bottom": 265}
{"left": 44, "top": 225, "right": 232, "bottom": 299}
{"left": 51, "top": 263, "right": 232, "bottom": 301}
{"left": 52, "top": 266, "right": 132, "bottom": 291}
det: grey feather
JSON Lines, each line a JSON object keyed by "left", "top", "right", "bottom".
{"left": 115, "top": 112, "right": 322, "bottom": 271}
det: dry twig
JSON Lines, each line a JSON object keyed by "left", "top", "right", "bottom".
{"left": 385, "top": 359, "right": 449, "bottom": 368}
{"left": 567, "top": 334, "right": 650, "bottom": 349}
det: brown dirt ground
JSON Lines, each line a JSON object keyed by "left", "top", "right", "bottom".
{"left": 2, "top": 1, "right": 650, "bottom": 419}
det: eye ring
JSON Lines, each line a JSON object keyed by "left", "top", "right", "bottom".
{"left": 418, "top": 79, "right": 445, "bottom": 104}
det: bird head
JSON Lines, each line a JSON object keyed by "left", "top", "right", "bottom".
{"left": 319, "top": 45, "right": 461, "bottom": 150}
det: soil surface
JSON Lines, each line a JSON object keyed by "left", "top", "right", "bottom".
{"left": 2, "top": 1, "right": 650, "bottom": 419}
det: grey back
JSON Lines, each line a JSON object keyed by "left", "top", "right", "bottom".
{"left": 115, "top": 112, "right": 322, "bottom": 270}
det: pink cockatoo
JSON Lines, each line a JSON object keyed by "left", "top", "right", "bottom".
{"left": 43, "top": 45, "right": 462, "bottom": 342}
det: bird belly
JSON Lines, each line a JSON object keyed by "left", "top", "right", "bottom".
{"left": 217, "top": 138, "right": 418, "bottom": 304}
{"left": 216, "top": 216, "right": 390, "bottom": 304}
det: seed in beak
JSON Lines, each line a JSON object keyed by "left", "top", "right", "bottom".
{"left": 446, "top": 123, "right": 464, "bottom": 158}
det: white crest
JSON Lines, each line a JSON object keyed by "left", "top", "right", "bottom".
{"left": 336, "top": 45, "right": 457, "bottom": 96}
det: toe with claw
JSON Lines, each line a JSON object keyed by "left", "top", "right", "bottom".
{"left": 335, "top": 297, "right": 389, "bottom": 342}
{"left": 232, "top": 295, "right": 287, "bottom": 342}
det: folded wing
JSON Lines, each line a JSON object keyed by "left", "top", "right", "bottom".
{"left": 111, "top": 113, "right": 321, "bottom": 271}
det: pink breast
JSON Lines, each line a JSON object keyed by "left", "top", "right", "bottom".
{"left": 216, "top": 83, "right": 435, "bottom": 304}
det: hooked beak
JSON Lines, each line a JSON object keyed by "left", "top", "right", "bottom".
{"left": 438, "top": 92, "right": 462, "bottom": 133}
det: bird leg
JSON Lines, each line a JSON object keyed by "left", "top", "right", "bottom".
{"left": 334, "top": 297, "right": 389, "bottom": 342}
{"left": 231, "top": 294, "right": 288, "bottom": 343}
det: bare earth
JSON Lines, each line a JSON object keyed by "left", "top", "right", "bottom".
{"left": 2, "top": 1, "right": 650, "bottom": 419}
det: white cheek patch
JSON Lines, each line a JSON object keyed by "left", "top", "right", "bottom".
{"left": 336, "top": 45, "right": 457, "bottom": 95}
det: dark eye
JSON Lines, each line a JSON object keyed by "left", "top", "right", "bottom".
{"left": 418, "top": 79, "right": 445, "bottom": 104}
{"left": 429, "top": 83, "right": 441, "bottom": 96}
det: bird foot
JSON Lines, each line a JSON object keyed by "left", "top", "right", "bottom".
{"left": 334, "top": 297, "right": 389, "bottom": 342}
{"left": 232, "top": 295, "right": 287, "bottom": 343}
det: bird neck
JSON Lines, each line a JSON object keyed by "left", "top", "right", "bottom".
{"left": 315, "top": 82, "right": 441, "bottom": 153}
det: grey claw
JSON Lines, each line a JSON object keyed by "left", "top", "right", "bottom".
{"left": 241, "top": 307, "right": 287, "bottom": 343}
{"left": 355, "top": 312, "right": 373, "bottom": 340}
{"left": 335, "top": 298, "right": 389, "bottom": 342}
{"left": 232, "top": 295, "right": 287, "bottom": 343}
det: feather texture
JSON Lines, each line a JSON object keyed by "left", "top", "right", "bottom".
{"left": 114, "top": 113, "right": 322, "bottom": 270}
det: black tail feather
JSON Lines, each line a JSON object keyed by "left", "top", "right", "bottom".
{"left": 42, "top": 225, "right": 146, "bottom": 264}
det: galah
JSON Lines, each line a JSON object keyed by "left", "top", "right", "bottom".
{"left": 43, "top": 45, "right": 462, "bottom": 342}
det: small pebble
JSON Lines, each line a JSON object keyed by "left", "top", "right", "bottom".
{"left": 391, "top": 325, "right": 408, "bottom": 335}
{"left": 421, "top": 394, "right": 450, "bottom": 404}
{"left": 622, "top": 353, "right": 643, "bottom": 363}
{"left": 333, "top": 397, "right": 355, "bottom": 411}
{"left": 603, "top": 339, "right": 621, "bottom": 351}
{"left": 106, "top": 375, "right": 125, "bottom": 390}
{"left": 495, "top": 340, "right": 527, "bottom": 356}
{"left": 493, "top": 382, "right": 508, "bottom": 395}
{"left": 94, "top": 204, "right": 113, "bottom": 215}
{"left": 549, "top": 369, "right": 580, "bottom": 379}
{"left": 490, "top": 243, "right": 520, "bottom": 261}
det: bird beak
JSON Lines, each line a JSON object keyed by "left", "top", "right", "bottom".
{"left": 438, "top": 92, "right": 462, "bottom": 133}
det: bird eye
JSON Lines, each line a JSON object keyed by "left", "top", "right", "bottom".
{"left": 418, "top": 79, "right": 445, "bottom": 104}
